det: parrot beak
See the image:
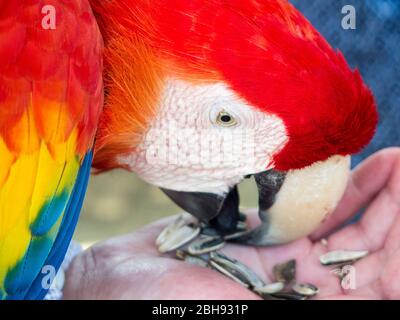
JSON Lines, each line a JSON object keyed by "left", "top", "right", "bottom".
{"left": 162, "top": 155, "right": 351, "bottom": 246}
{"left": 235, "top": 155, "right": 351, "bottom": 245}
{"left": 161, "top": 186, "right": 242, "bottom": 234}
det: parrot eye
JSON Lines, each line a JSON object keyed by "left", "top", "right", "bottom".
{"left": 216, "top": 111, "right": 237, "bottom": 127}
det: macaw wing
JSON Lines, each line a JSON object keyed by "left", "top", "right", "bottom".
{"left": 0, "top": 1, "right": 103, "bottom": 299}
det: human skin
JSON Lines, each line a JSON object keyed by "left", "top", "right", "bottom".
{"left": 64, "top": 148, "right": 400, "bottom": 300}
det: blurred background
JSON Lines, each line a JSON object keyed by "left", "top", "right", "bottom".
{"left": 74, "top": 0, "right": 400, "bottom": 246}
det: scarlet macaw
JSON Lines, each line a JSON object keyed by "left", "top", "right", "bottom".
{"left": 0, "top": 0, "right": 377, "bottom": 299}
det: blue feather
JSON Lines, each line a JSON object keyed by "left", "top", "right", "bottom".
{"left": 30, "top": 189, "right": 70, "bottom": 237}
{"left": 6, "top": 151, "right": 93, "bottom": 300}
{"left": 29, "top": 151, "right": 92, "bottom": 300}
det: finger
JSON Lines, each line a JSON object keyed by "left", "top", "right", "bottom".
{"left": 323, "top": 148, "right": 400, "bottom": 252}
{"left": 384, "top": 213, "right": 400, "bottom": 256}
{"left": 311, "top": 148, "right": 400, "bottom": 240}
{"left": 380, "top": 248, "right": 400, "bottom": 299}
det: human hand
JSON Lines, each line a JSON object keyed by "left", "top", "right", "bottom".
{"left": 64, "top": 148, "right": 400, "bottom": 300}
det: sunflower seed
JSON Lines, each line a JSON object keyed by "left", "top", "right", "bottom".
{"left": 273, "top": 259, "right": 296, "bottom": 284}
{"left": 157, "top": 224, "right": 200, "bottom": 253}
{"left": 156, "top": 215, "right": 187, "bottom": 247}
{"left": 187, "top": 236, "right": 225, "bottom": 255}
{"left": 209, "top": 260, "right": 251, "bottom": 288}
{"left": 254, "top": 282, "right": 285, "bottom": 295}
{"left": 292, "top": 283, "right": 319, "bottom": 297}
{"left": 320, "top": 250, "right": 369, "bottom": 266}
{"left": 200, "top": 226, "right": 220, "bottom": 237}
{"left": 176, "top": 250, "right": 209, "bottom": 267}
{"left": 210, "top": 252, "right": 265, "bottom": 289}
{"left": 224, "top": 230, "right": 249, "bottom": 241}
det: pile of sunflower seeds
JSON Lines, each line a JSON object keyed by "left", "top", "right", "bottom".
{"left": 156, "top": 215, "right": 247, "bottom": 255}
{"left": 156, "top": 214, "right": 369, "bottom": 300}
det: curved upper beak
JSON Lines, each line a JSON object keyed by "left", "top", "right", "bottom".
{"left": 161, "top": 186, "right": 241, "bottom": 234}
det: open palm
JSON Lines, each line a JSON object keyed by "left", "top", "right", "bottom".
{"left": 64, "top": 148, "right": 400, "bottom": 300}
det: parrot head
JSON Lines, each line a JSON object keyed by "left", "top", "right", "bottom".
{"left": 91, "top": 0, "right": 378, "bottom": 244}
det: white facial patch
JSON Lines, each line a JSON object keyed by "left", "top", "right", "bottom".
{"left": 120, "top": 79, "right": 288, "bottom": 194}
